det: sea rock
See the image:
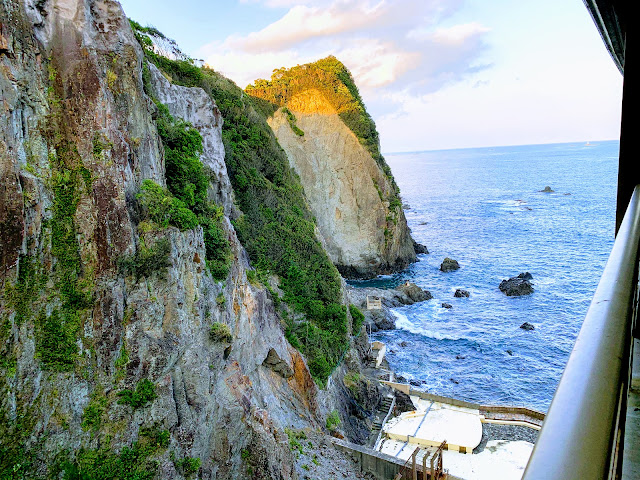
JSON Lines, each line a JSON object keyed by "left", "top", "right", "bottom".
{"left": 396, "top": 281, "right": 433, "bottom": 302}
{"left": 442, "top": 303, "right": 453, "bottom": 309}
{"left": 346, "top": 283, "right": 432, "bottom": 309}
{"left": 454, "top": 289, "right": 470, "bottom": 298}
{"left": 456, "top": 355, "right": 466, "bottom": 360}
{"left": 540, "top": 186, "right": 555, "bottom": 193}
{"left": 499, "top": 272, "right": 534, "bottom": 296}
{"left": 400, "top": 341, "right": 410, "bottom": 347}
{"left": 506, "top": 350, "right": 514, "bottom": 356}
{"left": 520, "top": 322, "right": 535, "bottom": 331}
{"left": 440, "top": 257, "right": 460, "bottom": 272}
{"left": 367, "top": 309, "right": 397, "bottom": 331}
{"left": 413, "top": 240, "right": 429, "bottom": 254}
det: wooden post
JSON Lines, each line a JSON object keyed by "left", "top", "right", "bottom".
{"left": 412, "top": 449, "right": 418, "bottom": 480}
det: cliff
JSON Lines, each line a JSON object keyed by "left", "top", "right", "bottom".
{"left": 0, "top": 1, "right": 380, "bottom": 478}
{"left": 246, "top": 58, "right": 417, "bottom": 279}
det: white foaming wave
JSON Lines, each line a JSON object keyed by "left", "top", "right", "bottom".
{"left": 391, "top": 309, "right": 462, "bottom": 341}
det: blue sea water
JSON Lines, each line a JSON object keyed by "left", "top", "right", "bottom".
{"left": 356, "top": 141, "right": 619, "bottom": 412}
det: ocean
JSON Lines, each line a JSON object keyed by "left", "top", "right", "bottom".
{"left": 354, "top": 140, "right": 619, "bottom": 412}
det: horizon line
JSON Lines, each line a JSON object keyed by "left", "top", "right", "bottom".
{"left": 383, "top": 138, "right": 620, "bottom": 156}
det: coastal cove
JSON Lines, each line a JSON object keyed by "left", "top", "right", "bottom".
{"left": 351, "top": 140, "right": 619, "bottom": 412}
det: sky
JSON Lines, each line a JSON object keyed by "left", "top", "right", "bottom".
{"left": 118, "top": 0, "right": 623, "bottom": 152}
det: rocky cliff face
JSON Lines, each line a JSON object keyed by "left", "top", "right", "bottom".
{"left": 0, "top": 1, "right": 376, "bottom": 478}
{"left": 268, "top": 89, "right": 416, "bottom": 278}
{"left": 249, "top": 60, "right": 417, "bottom": 279}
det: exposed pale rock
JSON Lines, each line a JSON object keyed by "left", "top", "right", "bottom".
{"left": 148, "top": 63, "right": 238, "bottom": 218}
{"left": 268, "top": 93, "right": 416, "bottom": 278}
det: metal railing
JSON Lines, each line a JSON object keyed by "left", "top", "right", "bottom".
{"left": 523, "top": 185, "right": 640, "bottom": 479}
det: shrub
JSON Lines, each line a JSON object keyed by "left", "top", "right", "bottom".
{"left": 137, "top": 180, "right": 198, "bottom": 231}
{"left": 210, "top": 322, "right": 232, "bottom": 343}
{"left": 35, "top": 308, "right": 79, "bottom": 372}
{"left": 176, "top": 457, "right": 201, "bottom": 476}
{"left": 282, "top": 107, "right": 304, "bottom": 136}
{"left": 60, "top": 426, "right": 169, "bottom": 480}
{"left": 117, "top": 379, "right": 157, "bottom": 409}
{"left": 119, "top": 238, "right": 171, "bottom": 280}
{"left": 349, "top": 304, "right": 365, "bottom": 334}
{"left": 326, "top": 410, "right": 341, "bottom": 431}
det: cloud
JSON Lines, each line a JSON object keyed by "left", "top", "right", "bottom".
{"left": 197, "top": 0, "right": 490, "bottom": 117}
{"left": 409, "top": 22, "right": 490, "bottom": 46}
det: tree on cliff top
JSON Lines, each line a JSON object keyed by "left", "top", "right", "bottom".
{"left": 245, "top": 56, "right": 401, "bottom": 206}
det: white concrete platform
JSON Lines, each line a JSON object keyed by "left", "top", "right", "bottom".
{"left": 382, "top": 400, "right": 482, "bottom": 453}
{"left": 443, "top": 440, "right": 534, "bottom": 480}
{"left": 379, "top": 438, "right": 533, "bottom": 480}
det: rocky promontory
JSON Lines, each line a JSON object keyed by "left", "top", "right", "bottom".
{"left": 347, "top": 282, "right": 433, "bottom": 331}
{"left": 249, "top": 58, "right": 417, "bottom": 279}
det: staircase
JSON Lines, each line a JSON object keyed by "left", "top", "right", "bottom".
{"left": 368, "top": 394, "right": 395, "bottom": 447}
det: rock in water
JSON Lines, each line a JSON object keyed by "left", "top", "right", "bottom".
{"left": 396, "top": 281, "right": 433, "bottom": 302}
{"left": 442, "top": 302, "right": 453, "bottom": 309}
{"left": 520, "top": 322, "right": 535, "bottom": 331}
{"left": 440, "top": 257, "right": 460, "bottom": 272}
{"left": 413, "top": 240, "right": 429, "bottom": 254}
{"left": 454, "top": 289, "right": 470, "bottom": 298}
{"left": 499, "top": 272, "right": 534, "bottom": 296}
{"left": 540, "top": 186, "right": 554, "bottom": 193}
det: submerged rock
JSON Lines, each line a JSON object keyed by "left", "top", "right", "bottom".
{"left": 520, "top": 322, "right": 535, "bottom": 331}
{"left": 499, "top": 272, "right": 534, "bottom": 296}
{"left": 454, "top": 289, "right": 470, "bottom": 298}
{"left": 442, "top": 302, "right": 453, "bottom": 309}
{"left": 440, "top": 257, "right": 460, "bottom": 272}
{"left": 540, "top": 186, "right": 555, "bottom": 193}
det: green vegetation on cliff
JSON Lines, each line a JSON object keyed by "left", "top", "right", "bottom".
{"left": 131, "top": 21, "right": 351, "bottom": 383}
{"left": 133, "top": 65, "right": 231, "bottom": 280}
{"left": 246, "top": 57, "right": 398, "bottom": 192}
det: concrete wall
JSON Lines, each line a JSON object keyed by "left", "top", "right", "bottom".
{"left": 333, "top": 438, "right": 465, "bottom": 480}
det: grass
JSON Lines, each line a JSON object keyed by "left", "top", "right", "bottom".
{"left": 209, "top": 322, "right": 232, "bottom": 343}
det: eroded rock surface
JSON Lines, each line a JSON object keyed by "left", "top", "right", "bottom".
{"left": 268, "top": 92, "right": 416, "bottom": 279}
